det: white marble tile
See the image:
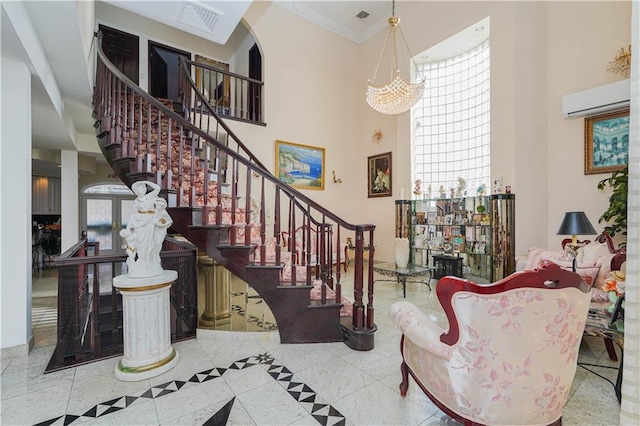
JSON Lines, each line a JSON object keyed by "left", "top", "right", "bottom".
{"left": 148, "top": 339, "right": 211, "bottom": 386}
{"left": 160, "top": 396, "right": 256, "bottom": 426}
{"left": 294, "top": 354, "right": 377, "bottom": 404}
{"left": 340, "top": 345, "right": 402, "bottom": 380}
{"left": 332, "top": 380, "right": 434, "bottom": 425}
{"left": 2, "top": 345, "right": 55, "bottom": 374}
{"left": 196, "top": 333, "right": 270, "bottom": 366}
{"left": 153, "top": 375, "right": 235, "bottom": 424}
{"left": 222, "top": 362, "right": 274, "bottom": 396}
{"left": 0, "top": 364, "right": 75, "bottom": 400}
{"left": 267, "top": 343, "right": 338, "bottom": 374}
{"left": 0, "top": 382, "right": 72, "bottom": 425}
{"left": 74, "top": 399, "right": 159, "bottom": 425}
{"left": 236, "top": 380, "right": 310, "bottom": 425}
{"left": 378, "top": 371, "right": 440, "bottom": 412}
{"left": 66, "top": 368, "right": 151, "bottom": 413}
{"left": 419, "top": 412, "right": 463, "bottom": 425}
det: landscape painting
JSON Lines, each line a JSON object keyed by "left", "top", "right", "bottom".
{"left": 275, "top": 140, "right": 325, "bottom": 190}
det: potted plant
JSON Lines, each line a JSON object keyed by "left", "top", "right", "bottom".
{"left": 597, "top": 167, "right": 628, "bottom": 246}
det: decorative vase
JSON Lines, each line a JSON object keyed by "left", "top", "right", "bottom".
{"left": 395, "top": 238, "right": 410, "bottom": 268}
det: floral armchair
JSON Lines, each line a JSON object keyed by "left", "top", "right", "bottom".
{"left": 390, "top": 261, "right": 591, "bottom": 425}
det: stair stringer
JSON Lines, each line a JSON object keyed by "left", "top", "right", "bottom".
{"left": 167, "top": 209, "right": 345, "bottom": 344}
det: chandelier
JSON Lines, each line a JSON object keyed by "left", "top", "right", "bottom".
{"left": 607, "top": 45, "right": 631, "bottom": 77}
{"left": 366, "top": 0, "right": 425, "bottom": 115}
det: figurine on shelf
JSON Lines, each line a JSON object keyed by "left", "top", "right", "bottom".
{"left": 413, "top": 179, "right": 422, "bottom": 196}
{"left": 476, "top": 183, "right": 486, "bottom": 196}
{"left": 439, "top": 185, "right": 446, "bottom": 198}
{"left": 456, "top": 177, "right": 467, "bottom": 197}
{"left": 450, "top": 188, "right": 455, "bottom": 199}
{"left": 425, "top": 185, "right": 432, "bottom": 199}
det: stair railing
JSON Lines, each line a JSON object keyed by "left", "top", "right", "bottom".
{"left": 93, "top": 32, "right": 377, "bottom": 345}
{"left": 187, "top": 58, "right": 265, "bottom": 125}
{"left": 48, "top": 235, "right": 197, "bottom": 372}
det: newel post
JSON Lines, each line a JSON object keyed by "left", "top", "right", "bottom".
{"left": 342, "top": 225, "right": 377, "bottom": 351}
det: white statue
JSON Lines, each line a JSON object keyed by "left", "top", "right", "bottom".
{"left": 120, "top": 181, "right": 172, "bottom": 278}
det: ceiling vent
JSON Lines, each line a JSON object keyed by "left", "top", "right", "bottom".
{"left": 179, "top": 1, "right": 222, "bottom": 33}
{"left": 356, "top": 10, "right": 370, "bottom": 20}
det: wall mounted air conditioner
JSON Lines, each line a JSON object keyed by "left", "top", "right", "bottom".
{"left": 562, "top": 79, "right": 630, "bottom": 118}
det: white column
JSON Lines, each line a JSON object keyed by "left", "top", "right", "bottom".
{"left": 113, "top": 270, "right": 179, "bottom": 381}
{"left": 620, "top": 1, "right": 640, "bottom": 422}
{"left": 60, "top": 149, "right": 79, "bottom": 252}
{"left": 0, "top": 59, "right": 32, "bottom": 351}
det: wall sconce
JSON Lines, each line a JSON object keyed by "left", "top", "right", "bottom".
{"left": 373, "top": 129, "right": 383, "bottom": 142}
{"left": 332, "top": 171, "right": 342, "bottom": 184}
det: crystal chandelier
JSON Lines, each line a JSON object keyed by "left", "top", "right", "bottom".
{"left": 366, "top": 0, "right": 425, "bottom": 115}
{"left": 606, "top": 45, "right": 631, "bottom": 77}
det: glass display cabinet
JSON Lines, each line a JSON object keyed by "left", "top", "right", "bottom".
{"left": 396, "top": 194, "right": 515, "bottom": 283}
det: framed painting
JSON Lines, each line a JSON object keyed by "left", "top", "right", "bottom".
{"left": 584, "top": 109, "right": 629, "bottom": 174}
{"left": 275, "top": 140, "right": 325, "bottom": 190}
{"left": 368, "top": 152, "right": 392, "bottom": 198}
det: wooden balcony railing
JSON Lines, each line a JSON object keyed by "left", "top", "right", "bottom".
{"left": 46, "top": 235, "right": 197, "bottom": 372}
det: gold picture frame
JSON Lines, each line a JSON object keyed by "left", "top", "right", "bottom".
{"left": 584, "top": 109, "right": 629, "bottom": 175}
{"left": 275, "top": 140, "right": 325, "bottom": 190}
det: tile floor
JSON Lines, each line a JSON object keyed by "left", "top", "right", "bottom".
{"left": 1, "top": 265, "right": 622, "bottom": 425}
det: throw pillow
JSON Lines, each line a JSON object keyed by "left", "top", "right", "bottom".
{"left": 580, "top": 241, "right": 611, "bottom": 265}
{"left": 560, "top": 264, "right": 600, "bottom": 286}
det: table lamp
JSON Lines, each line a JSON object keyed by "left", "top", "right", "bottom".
{"left": 557, "top": 211, "right": 597, "bottom": 272}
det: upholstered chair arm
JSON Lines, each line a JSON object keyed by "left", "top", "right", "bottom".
{"left": 390, "top": 301, "right": 452, "bottom": 360}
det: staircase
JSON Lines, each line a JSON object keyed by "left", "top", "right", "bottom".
{"left": 92, "top": 33, "right": 377, "bottom": 350}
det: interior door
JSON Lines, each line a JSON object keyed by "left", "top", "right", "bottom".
{"left": 83, "top": 195, "right": 134, "bottom": 256}
{"left": 99, "top": 24, "right": 139, "bottom": 84}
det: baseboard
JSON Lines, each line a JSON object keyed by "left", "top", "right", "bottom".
{"left": 0, "top": 336, "right": 34, "bottom": 360}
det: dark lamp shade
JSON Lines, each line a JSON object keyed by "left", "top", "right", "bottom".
{"left": 557, "top": 211, "right": 597, "bottom": 236}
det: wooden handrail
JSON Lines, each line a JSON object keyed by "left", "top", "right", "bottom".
{"left": 93, "top": 31, "right": 377, "bottom": 343}
{"left": 48, "top": 235, "right": 197, "bottom": 372}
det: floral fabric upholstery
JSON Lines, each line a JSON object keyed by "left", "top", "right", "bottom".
{"left": 519, "top": 246, "right": 615, "bottom": 290}
{"left": 391, "top": 286, "right": 590, "bottom": 425}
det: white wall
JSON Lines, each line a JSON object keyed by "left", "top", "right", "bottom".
{"left": 1, "top": 59, "right": 33, "bottom": 350}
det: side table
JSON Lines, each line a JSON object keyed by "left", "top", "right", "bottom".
{"left": 580, "top": 301, "right": 624, "bottom": 403}
{"left": 373, "top": 262, "right": 431, "bottom": 298}
{"left": 432, "top": 254, "right": 463, "bottom": 280}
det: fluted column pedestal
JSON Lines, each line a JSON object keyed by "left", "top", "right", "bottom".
{"left": 113, "top": 270, "right": 180, "bottom": 381}
{"left": 199, "top": 256, "right": 231, "bottom": 327}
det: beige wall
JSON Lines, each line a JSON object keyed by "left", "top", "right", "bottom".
{"left": 94, "top": 1, "right": 632, "bottom": 263}
{"left": 546, "top": 1, "right": 631, "bottom": 249}
{"left": 356, "top": 1, "right": 630, "bottom": 261}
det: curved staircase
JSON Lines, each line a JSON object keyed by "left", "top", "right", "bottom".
{"left": 93, "top": 33, "right": 377, "bottom": 350}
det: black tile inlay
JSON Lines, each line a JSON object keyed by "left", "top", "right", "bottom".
{"left": 33, "top": 352, "right": 345, "bottom": 426}
{"left": 201, "top": 397, "right": 234, "bottom": 426}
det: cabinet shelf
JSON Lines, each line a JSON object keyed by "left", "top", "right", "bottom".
{"left": 396, "top": 194, "right": 515, "bottom": 282}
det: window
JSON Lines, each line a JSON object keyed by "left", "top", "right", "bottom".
{"left": 412, "top": 37, "right": 490, "bottom": 197}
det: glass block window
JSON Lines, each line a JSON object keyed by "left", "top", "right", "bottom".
{"left": 411, "top": 39, "right": 490, "bottom": 197}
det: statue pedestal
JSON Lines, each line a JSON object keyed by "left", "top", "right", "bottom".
{"left": 113, "top": 270, "right": 179, "bottom": 381}
{"left": 198, "top": 256, "right": 231, "bottom": 327}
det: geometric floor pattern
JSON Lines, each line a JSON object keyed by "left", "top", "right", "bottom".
{"left": 33, "top": 353, "right": 346, "bottom": 426}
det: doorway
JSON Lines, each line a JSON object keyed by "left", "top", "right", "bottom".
{"left": 99, "top": 24, "right": 139, "bottom": 84}
{"left": 148, "top": 41, "right": 191, "bottom": 105}
{"left": 81, "top": 184, "right": 135, "bottom": 256}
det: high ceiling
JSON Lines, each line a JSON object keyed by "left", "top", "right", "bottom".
{"left": 104, "top": 1, "right": 392, "bottom": 45}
